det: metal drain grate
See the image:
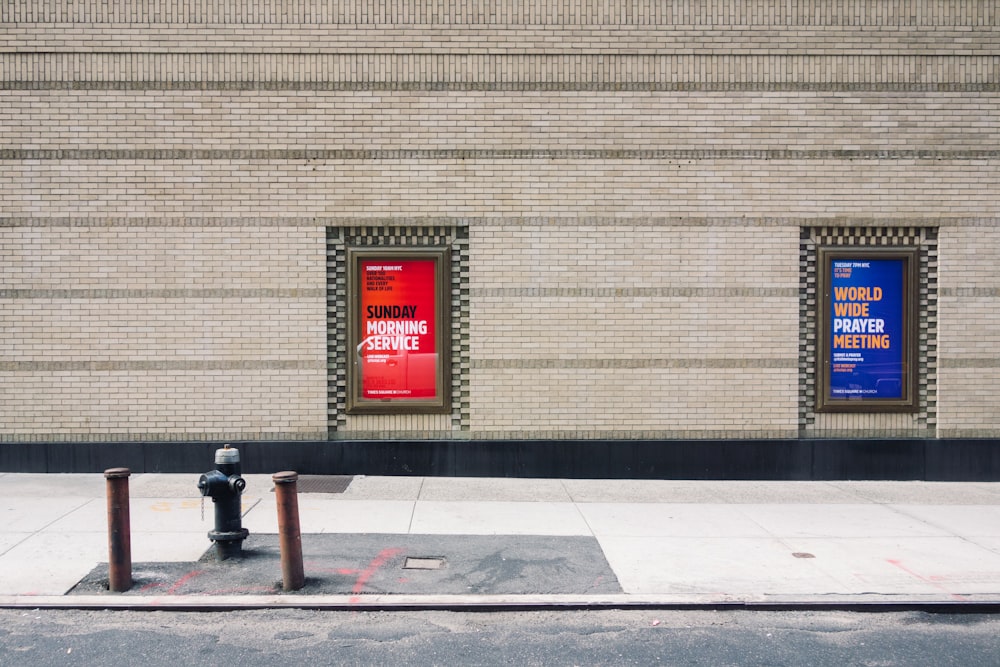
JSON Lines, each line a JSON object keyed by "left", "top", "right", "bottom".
{"left": 273, "top": 475, "right": 354, "bottom": 494}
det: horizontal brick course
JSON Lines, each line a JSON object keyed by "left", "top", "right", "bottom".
{"left": 3, "top": 0, "right": 996, "bottom": 26}
{"left": 3, "top": 160, "right": 997, "bottom": 218}
{"left": 4, "top": 54, "right": 999, "bottom": 85}
{"left": 4, "top": 91, "right": 998, "bottom": 153}
{"left": 6, "top": 26, "right": 1000, "bottom": 54}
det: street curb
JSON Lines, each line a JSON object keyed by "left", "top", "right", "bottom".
{"left": 3, "top": 593, "right": 1000, "bottom": 612}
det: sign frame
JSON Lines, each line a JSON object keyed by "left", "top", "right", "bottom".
{"left": 816, "top": 246, "right": 918, "bottom": 413}
{"left": 345, "top": 246, "right": 451, "bottom": 415}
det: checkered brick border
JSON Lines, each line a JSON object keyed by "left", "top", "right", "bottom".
{"left": 326, "top": 224, "right": 470, "bottom": 433}
{"left": 799, "top": 226, "right": 938, "bottom": 437}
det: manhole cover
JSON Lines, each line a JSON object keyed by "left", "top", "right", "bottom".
{"left": 273, "top": 475, "right": 354, "bottom": 494}
{"left": 403, "top": 557, "right": 446, "bottom": 570}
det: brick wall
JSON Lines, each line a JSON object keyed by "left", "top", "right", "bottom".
{"left": 1, "top": 1, "right": 998, "bottom": 443}
{"left": 0, "top": 224, "right": 328, "bottom": 441}
{"left": 938, "top": 225, "right": 1000, "bottom": 437}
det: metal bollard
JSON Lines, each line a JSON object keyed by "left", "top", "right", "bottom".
{"left": 272, "top": 471, "right": 305, "bottom": 591}
{"left": 104, "top": 467, "right": 132, "bottom": 592}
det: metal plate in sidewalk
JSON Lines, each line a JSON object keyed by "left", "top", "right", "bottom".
{"left": 272, "top": 475, "right": 354, "bottom": 494}
{"left": 403, "top": 556, "right": 446, "bottom": 570}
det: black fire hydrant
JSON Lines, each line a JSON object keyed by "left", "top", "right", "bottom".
{"left": 197, "top": 445, "right": 249, "bottom": 560}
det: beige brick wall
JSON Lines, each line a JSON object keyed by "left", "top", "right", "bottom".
{"left": 467, "top": 224, "right": 800, "bottom": 438}
{"left": 1, "top": 371, "right": 325, "bottom": 439}
{"left": 0, "top": 225, "right": 328, "bottom": 441}
{"left": 3, "top": 0, "right": 997, "bottom": 25}
{"left": 6, "top": 91, "right": 997, "bottom": 153}
{"left": 938, "top": 225, "right": 1000, "bottom": 437}
{"left": 1, "top": 0, "right": 997, "bottom": 441}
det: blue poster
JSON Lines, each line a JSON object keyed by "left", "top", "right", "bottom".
{"left": 828, "top": 258, "right": 905, "bottom": 400}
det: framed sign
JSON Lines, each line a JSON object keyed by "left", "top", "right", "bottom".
{"left": 346, "top": 247, "right": 451, "bottom": 414}
{"left": 816, "top": 247, "right": 918, "bottom": 412}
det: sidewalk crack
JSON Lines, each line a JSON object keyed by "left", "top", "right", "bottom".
{"left": 407, "top": 477, "right": 425, "bottom": 533}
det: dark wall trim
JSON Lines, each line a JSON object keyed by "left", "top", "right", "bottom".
{"left": 3, "top": 438, "right": 1000, "bottom": 481}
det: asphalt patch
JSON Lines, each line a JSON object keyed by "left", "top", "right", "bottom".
{"left": 70, "top": 534, "right": 622, "bottom": 596}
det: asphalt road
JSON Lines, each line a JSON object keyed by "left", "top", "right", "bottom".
{"left": 1, "top": 608, "right": 998, "bottom": 666}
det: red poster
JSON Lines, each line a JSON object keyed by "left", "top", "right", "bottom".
{"left": 358, "top": 259, "right": 438, "bottom": 400}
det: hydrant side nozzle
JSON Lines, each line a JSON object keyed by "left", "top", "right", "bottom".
{"left": 229, "top": 475, "right": 247, "bottom": 494}
{"left": 197, "top": 470, "right": 227, "bottom": 497}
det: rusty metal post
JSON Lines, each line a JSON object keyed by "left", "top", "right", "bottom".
{"left": 272, "top": 471, "right": 305, "bottom": 591}
{"left": 104, "top": 467, "right": 132, "bottom": 592}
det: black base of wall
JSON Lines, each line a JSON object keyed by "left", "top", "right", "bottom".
{"left": 3, "top": 438, "right": 1000, "bottom": 481}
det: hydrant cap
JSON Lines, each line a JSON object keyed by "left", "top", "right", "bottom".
{"left": 214, "top": 446, "right": 241, "bottom": 465}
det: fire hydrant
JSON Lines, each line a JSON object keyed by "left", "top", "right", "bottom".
{"left": 197, "top": 445, "right": 249, "bottom": 560}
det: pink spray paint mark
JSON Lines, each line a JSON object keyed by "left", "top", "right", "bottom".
{"left": 167, "top": 569, "right": 204, "bottom": 595}
{"left": 886, "top": 559, "right": 968, "bottom": 602}
{"left": 303, "top": 560, "right": 360, "bottom": 576}
{"left": 350, "top": 548, "right": 403, "bottom": 603}
{"left": 318, "top": 567, "right": 362, "bottom": 576}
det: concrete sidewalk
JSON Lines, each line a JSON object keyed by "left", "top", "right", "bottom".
{"left": 2, "top": 473, "right": 1000, "bottom": 609}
